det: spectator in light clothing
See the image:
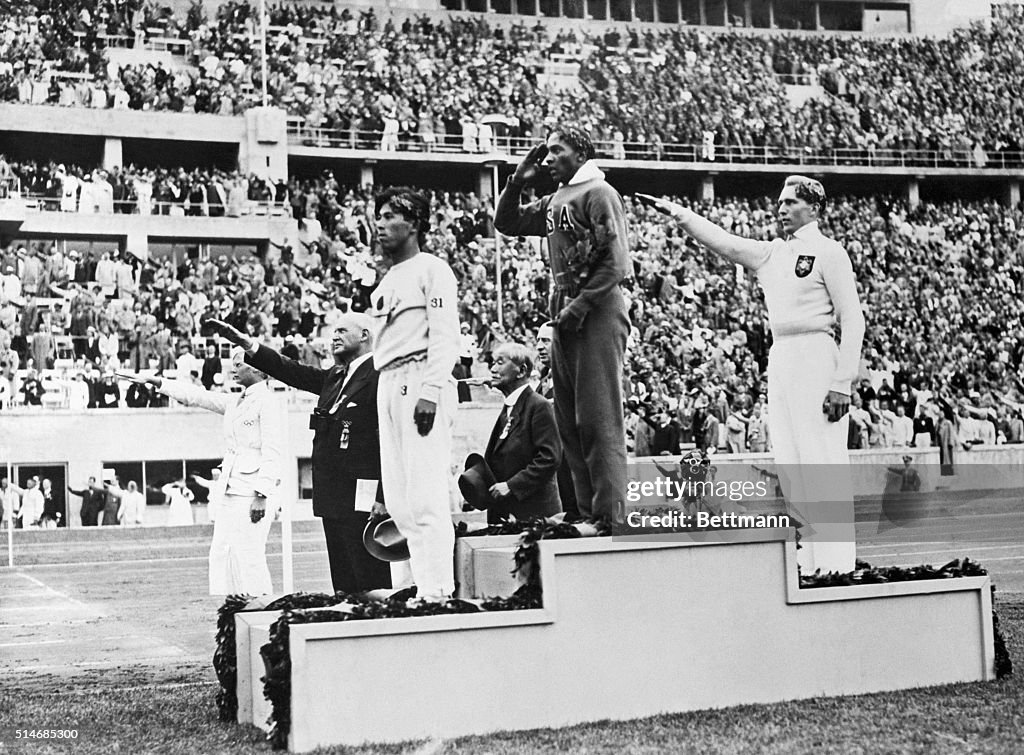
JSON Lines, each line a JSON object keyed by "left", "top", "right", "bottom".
{"left": 119, "top": 481, "right": 145, "bottom": 526}
{"left": 1, "top": 477, "right": 22, "bottom": 529}
{"left": 891, "top": 404, "right": 914, "bottom": 446}
{"left": 20, "top": 476, "right": 44, "bottom": 528}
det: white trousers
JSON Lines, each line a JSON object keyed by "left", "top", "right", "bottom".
{"left": 767, "top": 333, "right": 856, "bottom": 575}
{"left": 209, "top": 494, "right": 274, "bottom": 596}
{"left": 377, "top": 361, "right": 457, "bottom": 599}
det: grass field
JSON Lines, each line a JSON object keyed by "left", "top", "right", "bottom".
{"left": 2, "top": 600, "right": 1020, "bottom": 754}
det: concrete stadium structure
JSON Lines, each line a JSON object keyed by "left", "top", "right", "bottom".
{"left": 4, "top": 400, "right": 1024, "bottom": 526}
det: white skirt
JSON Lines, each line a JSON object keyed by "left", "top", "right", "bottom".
{"left": 208, "top": 494, "right": 274, "bottom": 596}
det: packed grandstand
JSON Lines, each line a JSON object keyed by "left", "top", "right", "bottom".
{"left": 2, "top": 1, "right": 1024, "bottom": 163}
{"left": 1, "top": 0, "right": 1023, "bottom": 457}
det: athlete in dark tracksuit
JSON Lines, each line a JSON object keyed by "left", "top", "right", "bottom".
{"left": 495, "top": 130, "right": 631, "bottom": 520}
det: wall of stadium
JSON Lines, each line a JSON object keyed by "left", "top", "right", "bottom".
{"left": 910, "top": 0, "right": 991, "bottom": 35}
{"left": 173, "top": 0, "right": 992, "bottom": 35}
{"left": 4, "top": 403, "right": 1023, "bottom": 526}
{"left": 1, "top": 400, "right": 499, "bottom": 525}
{"left": 0, "top": 105, "right": 288, "bottom": 183}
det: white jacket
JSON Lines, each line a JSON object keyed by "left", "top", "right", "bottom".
{"left": 158, "top": 380, "right": 285, "bottom": 499}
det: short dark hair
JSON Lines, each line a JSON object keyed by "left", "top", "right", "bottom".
{"left": 547, "top": 125, "right": 596, "bottom": 162}
{"left": 374, "top": 187, "right": 431, "bottom": 235}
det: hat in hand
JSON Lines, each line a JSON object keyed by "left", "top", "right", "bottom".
{"left": 458, "top": 453, "right": 496, "bottom": 511}
{"left": 362, "top": 517, "right": 410, "bottom": 562}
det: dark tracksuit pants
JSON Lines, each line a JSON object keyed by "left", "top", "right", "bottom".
{"left": 551, "top": 285, "right": 629, "bottom": 521}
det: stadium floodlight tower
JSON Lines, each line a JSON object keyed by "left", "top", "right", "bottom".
{"left": 482, "top": 153, "right": 508, "bottom": 328}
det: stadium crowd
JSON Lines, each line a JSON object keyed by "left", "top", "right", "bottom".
{"left": 2, "top": 179, "right": 1023, "bottom": 453}
{"left": 0, "top": 156, "right": 285, "bottom": 214}
{"left": 1, "top": 2, "right": 1023, "bottom": 162}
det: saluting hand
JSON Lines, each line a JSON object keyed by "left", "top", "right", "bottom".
{"left": 822, "top": 390, "right": 850, "bottom": 422}
{"left": 636, "top": 193, "right": 686, "bottom": 219}
{"left": 206, "top": 318, "right": 250, "bottom": 348}
{"left": 511, "top": 143, "right": 549, "bottom": 186}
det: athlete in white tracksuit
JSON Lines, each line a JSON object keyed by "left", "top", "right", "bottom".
{"left": 643, "top": 176, "right": 865, "bottom": 575}
{"left": 370, "top": 188, "right": 460, "bottom": 600}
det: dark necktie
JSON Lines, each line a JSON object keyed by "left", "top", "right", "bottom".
{"left": 328, "top": 365, "right": 350, "bottom": 414}
{"left": 497, "top": 405, "right": 511, "bottom": 440}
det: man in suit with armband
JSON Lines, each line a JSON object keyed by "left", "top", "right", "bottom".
{"left": 207, "top": 313, "right": 391, "bottom": 594}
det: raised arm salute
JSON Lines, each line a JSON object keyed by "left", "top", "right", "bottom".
{"left": 207, "top": 315, "right": 392, "bottom": 595}
{"left": 643, "top": 177, "right": 865, "bottom": 575}
{"left": 133, "top": 349, "right": 285, "bottom": 596}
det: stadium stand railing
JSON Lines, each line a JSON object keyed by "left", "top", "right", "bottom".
{"left": 285, "top": 124, "right": 1024, "bottom": 170}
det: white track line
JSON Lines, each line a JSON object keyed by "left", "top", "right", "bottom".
{"left": 865, "top": 555, "right": 1024, "bottom": 564}
{"left": 860, "top": 544, "right": 1024, "bottom": 556}
{"left": 10, "top": 572, "right": 106, "bottom": 616}
{"left": 1, "top": 619, "right": 97, "bottom": 628}
{"left": 8, "top": 657, "right": 210, "bottom": 673}
{"left": 10, "top": 549, "right": 328, "bottom": 569}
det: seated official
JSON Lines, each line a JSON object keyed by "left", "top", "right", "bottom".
{"left": 463, "top": 343, "right": 562, "bottom": 524}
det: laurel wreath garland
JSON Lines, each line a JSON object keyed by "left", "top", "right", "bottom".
{"left": 212, "top": 592, "right": 344, "bottom": 722}
{"left": 213, "top": 516, "right": 586, "bottom": 747}
{"left": 799, "top": 557, "right": 989, "bottom": 588}
{"left": 214, "top": 520, "right": 1011, "bottom": 749}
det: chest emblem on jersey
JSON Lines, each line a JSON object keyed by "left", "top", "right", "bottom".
{"left": 557, "top": 205, "right": 574, "bottom": 231}
{"left": 794, "top": 255, "right": 815, "bottom": 278}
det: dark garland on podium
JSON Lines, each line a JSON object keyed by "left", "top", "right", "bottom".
{"left": 214, "top": 516, "right": 606, "bottom": 748}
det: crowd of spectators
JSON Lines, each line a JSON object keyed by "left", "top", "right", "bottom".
{"left": 1, "top": 2, "right": 1024, "bottom": 163}
{"left": 0, "top": 155, "right": 286, "bottom": 215}
{"left": 2, "top": 177, "right": 1023, "bottom": 452}
{"left": 619, "top": 192, "right": 1024, "bottom": 453}
{"left": 0, "top": 155, "right": 288, "bottom": 215}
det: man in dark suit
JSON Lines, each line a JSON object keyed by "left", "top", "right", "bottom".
{"left": 68, "top": 476, "right": 106, "bottom": 526}
{"left": 482, "top": 342, "right": 562, "bottom": 523}
{"left": 208, "top": 313, "right": 391, "bottom": 594}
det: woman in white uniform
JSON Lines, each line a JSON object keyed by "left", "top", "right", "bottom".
{"left": 135, "top": 348, "right": 285, "bottom": 595}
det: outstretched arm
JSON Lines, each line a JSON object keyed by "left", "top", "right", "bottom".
{"left": 637, "top": 194, "right": 771, "bottom": 270}
{"left": 153, "top": 377, "right": 232, "bottom": 414}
